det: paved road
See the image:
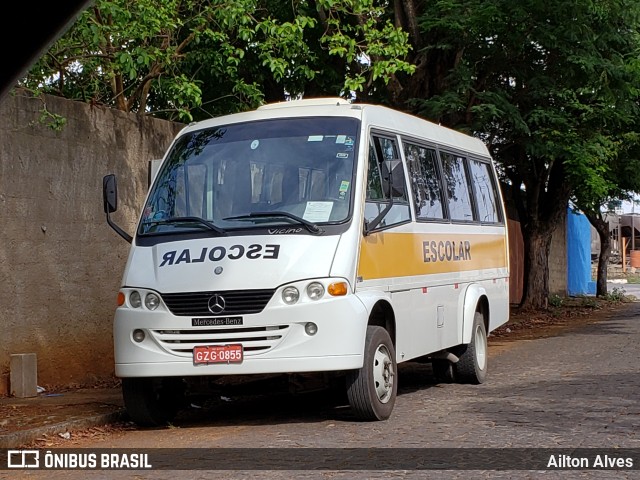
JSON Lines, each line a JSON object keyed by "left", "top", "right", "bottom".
{"left": 8, "top": 302, "right": 640, "bottom": 479}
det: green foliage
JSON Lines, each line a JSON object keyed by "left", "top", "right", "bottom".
{"left": 548, "top": 294, "right": 564, "bottom": 308}
{"left": 18, "top": 0, "right": 640, "bottom": 312}
{"left": 19, "top": 0, "right": 414, "bottom": 120}
{"left": 578, "top": 295, "right": 599, "bottom": 309}
{"left": 317, "top": 0, "right": 414, "bottom": 92}
{"left": 35, "top": 108, "right": 67, "bottom": 132}
{"left": 626, "top": 275, "right": 640, "bottom": 284}
{"left": 603, "top": 286, "right": 627, "bottom": 302}
{"left": 19, "top": 93, "right": 68, "bottom": 131}
{"left": 391, "top": 0, "right": 640, "bottom": 309}
{"left": 403, "top": 0, "right": 640, "bottom": 184}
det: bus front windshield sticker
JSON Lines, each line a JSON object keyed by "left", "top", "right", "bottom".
{"left": 303, "top": 202, "right": 334, "bottom": 222}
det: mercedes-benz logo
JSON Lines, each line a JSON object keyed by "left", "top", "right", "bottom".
{"left": 207, "top": 294, "right": 226, "bottom": 314}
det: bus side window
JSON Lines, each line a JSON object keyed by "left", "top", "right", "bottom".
{"left": 440, "top": 151, "right": 475, "bottom": 222}
{"left": 404, "top": 142, "right": 445, "bottom": 220}
{"left": 365, "top": 135, "right": 410, "bottom": 230}
{"left": 469, "top": 159, "right": 501, "bottom": 223}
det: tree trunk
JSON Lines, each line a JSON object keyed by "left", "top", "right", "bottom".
{"left": 520, "top": 223, "right": 555, "bottom": 309}
{"left": 596, "top": 232, "right": 611, "bottom": 297}
{"left": 585, "top": 212, "right": 610, "bottom": 297}
{"left": 509, "top": 154, "right": 571, "bottom": 311}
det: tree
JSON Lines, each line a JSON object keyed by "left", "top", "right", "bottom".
{"left": 18, "top": 0, "right": 414, "bottom": 122}
{"left": 572, "top": 139, "right": 640, "bottom": 296}
{"left": 386, "top": 0, "right": 640, "bottom": 309}
{"left": 20, "top": 0, "right": 640, "bottom": 311}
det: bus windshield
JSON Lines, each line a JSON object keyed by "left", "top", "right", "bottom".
{"left": 139, "top": 117, "right": 359, "bottom": 236}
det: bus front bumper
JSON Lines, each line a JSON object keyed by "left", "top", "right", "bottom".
{"left": 114, "top": 295, "right": 368, "bottom": 377}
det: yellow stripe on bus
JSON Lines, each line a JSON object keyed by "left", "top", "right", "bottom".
{"left": 358, "top": 232, "right": 508, "bottom": 279}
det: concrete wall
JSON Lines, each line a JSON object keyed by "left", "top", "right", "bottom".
{"left": 0, "top": 91, "right": 182, "bottom": 395}
{"left": 549, "top": 208, "right": 568, "bottom": 296}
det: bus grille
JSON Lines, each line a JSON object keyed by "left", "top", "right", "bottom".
{"left": 161, "top": 289, "right": 276, "bottom": 316}
{"left": 151, "top": 325, "right": 289, "bottom": 357}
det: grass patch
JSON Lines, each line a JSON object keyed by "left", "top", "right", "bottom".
{"left": 625, "top": 274, "right": 640, "bottom": 284}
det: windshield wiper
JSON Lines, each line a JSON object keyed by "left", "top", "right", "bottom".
{"left": 142, "top": 216, "right": 227, "bottom": 235}
{"left": 224, "top": 211, "right": 322, "bottom": 235}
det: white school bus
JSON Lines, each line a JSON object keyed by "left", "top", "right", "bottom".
{"left": 103, "top": 98, "right": 509, "bottom": 426}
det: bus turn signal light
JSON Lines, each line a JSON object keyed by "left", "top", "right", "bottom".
{"left": 328, "top": 282, "right": 348, "bottom": 296}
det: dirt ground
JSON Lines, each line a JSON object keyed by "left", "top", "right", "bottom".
{"left": 489, "top": 294, "right": 637, "bottom": 349}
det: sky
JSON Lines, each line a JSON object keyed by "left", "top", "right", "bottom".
{"left": 622, "top": 199, "right": 640, "bottom": 214}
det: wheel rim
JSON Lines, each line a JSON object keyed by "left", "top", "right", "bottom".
{"left": 475, "top": 324, "right": 487, "bottom": 370}
{"left": 372, "top": 344, "right": 394, "bottom": 403}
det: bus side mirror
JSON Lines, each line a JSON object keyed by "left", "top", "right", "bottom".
{"left": 102, "top": 174, "right": 132, "bottom": 243}
{"left": 382, "top": 159, "right": 406, "bottom": 198}
{"left": 365, "top": 159, "right": 406, "bottom": 235}
{"left": 103, "top": 174, "right": 118, "bottom": 214}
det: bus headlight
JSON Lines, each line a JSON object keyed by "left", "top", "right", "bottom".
{"left": 282, "top": 286, "right": 300, "bottom": 305}
{"left": 306, "top": 282, "right": 325, "bottom": 300}
{"left": 129, "top": 290, "right": 142, "bottom": 308}
{"left": 144, "top": 292, "right": 160, "bottom": 310}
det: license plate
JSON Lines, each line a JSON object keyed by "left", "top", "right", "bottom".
{"left": 193, "top": 344, "right": 243, "bottom": 365}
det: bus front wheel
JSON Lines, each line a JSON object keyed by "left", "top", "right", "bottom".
{"left": 122, "top": 377, "right": 185, "bottom": 427}
{"left": 346, "top": 326, "right": 397, "bottom": 421}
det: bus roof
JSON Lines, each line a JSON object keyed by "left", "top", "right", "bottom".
{"left": 179, "top": 98, "right": 490, "bottom": 158}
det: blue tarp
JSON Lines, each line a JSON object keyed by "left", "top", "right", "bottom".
{"left": 567, "top": 209, "right": 596, "bottom": 296}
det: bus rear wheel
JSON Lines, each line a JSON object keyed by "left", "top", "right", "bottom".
{"left": 346, "top": 326, "right": 397, "bottom": 421}
{"left": 454, "top": 311, "right": 488, "bottom": 384}
{"left": 122, "top": 377, "right": 185, "bottom": 427}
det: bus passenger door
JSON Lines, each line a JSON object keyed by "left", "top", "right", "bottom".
{"left": 360, "top": 132, "right": 439, "bottom": 361}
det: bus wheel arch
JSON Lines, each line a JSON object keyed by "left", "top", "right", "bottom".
{"left": 367, "top": 299, "right": 396, "bottom": 346}
{"left": 462, "top": 285, "right": 489, "bottom": 345}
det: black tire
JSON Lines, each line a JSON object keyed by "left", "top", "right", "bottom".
{"left": 454, "top": 311, "right": 488, "bottom": 384}
{"left": 432, "top": 359, "right": 455, "bottom": 383}
{"left": 346, "top": 326, "right": 397, "bottom": 421}
{"left": 122, "top": 377, "right": 185, "bottom": 427}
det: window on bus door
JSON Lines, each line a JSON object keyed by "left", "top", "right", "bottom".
{"left": 364, "top": 134, "right": 410, "bottom": 232}
{"left": 404, "top": 142, "right": 445, "bottom": 220}
{"left": 439, "top": 151, "right": 475, "bottom": 222}
{"left": 469, "top": 158, "right": 502, "bottom": 223}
